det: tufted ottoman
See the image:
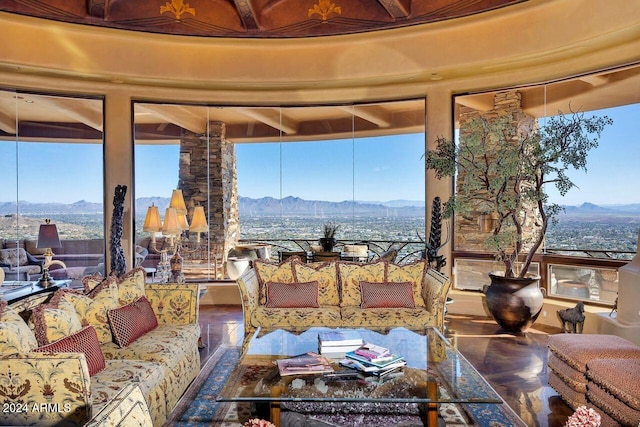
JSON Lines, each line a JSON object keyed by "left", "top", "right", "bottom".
{"left": 587, "top": 358, "right": 640, "bottom": 426}
{"left": 547, "top": 334, "right": 640, "bottom": 410}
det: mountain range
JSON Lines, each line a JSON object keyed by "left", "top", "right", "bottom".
{"left": 2, "top": 198, "right": 640, "bottom": 217}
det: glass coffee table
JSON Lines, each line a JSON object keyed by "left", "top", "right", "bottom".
{"left": 217, "top": 327, "right": 503, "bottom": 426}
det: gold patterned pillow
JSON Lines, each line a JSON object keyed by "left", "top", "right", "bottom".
{"left": 293, "top": 260, "right": 339, "bottom": 306}
{"left": 31, "top": 296, "right": 83, "bottom": 346}
{"left": 0, "top": 301, "right": 38, "bottom": 354}
{"left": 116, "top": 267, "right": 147, "bottom": 306}
{"left": 386, "top": 260, "right": 427, "bottom": 307}
{"left": 82, "top": 273, "right": 107, "bottom": 293}
{"left": 58, "top": 278, "right": 118, "bottom": 344}
{"left": 253, "top": 257, "right": 298, "bottom": 305}
{"left": 337, "top": 260, "right": 386, "bottom": 307}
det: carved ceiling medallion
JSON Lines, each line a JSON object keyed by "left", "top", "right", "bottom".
{"left": 308, "top": 0, "right": 342, "bottom": 21}
{"left": 160, "top": 0, "right": 196, "bottom": 21}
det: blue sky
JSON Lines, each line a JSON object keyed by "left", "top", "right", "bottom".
{"left": 1, "top": 103, "right": 638, "bottom": 207}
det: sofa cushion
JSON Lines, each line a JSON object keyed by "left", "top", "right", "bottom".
{"left": 115, "top": 267, "right": 147, "bottom": 306}
{"left": 57, "top": 278, "right": 118, "bottom": 344}
{"left": 293, "top": 261, "right": 340, "bottom": 306}
{"left": 359, "top": 281, "right": 415, "bottom": 308}
{"left": 35, "top": 326, "right": 105, "bottom": 376}
{"left": 340, "top": 306, "right": 437, "bottom": 329}
{"left": 337, "top": 260, "right": 386, "bottom": 307}
{"left": 0, "top": 301, "right": 38, "bottom": 353}
{"left": 265, "top": 281, "right": 319, "bottom": 308}
{"left": 385, "top": 260, "right": 427, "bottom": 307}
{"left": 251, "top": 306, "right": 342, "bottom": 330}
{"left": 254, "top": 257, "right": 298, "bottom": 305}
{"left": 548, "top": 352, "right": 587, "bottom": 393}
{"left": 100, "top": 324, "right": 200, "bottom": 372}
{"left": 108, "top": 296, "right": 158, "bottom": 347}
{"left": 31, "top": 296, "right": 83, "bottom": 346}
{"left": 548, "top": 369, "right": 586, "bottom": 410}
{"left": 91, "top": 359, "right": 167, "bottom": 427}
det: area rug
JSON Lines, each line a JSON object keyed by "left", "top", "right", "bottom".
{"left": 166, "top": 346, "right": 525, "bottom": 427}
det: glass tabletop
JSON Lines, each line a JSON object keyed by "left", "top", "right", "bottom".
{"left": 217, "top": 326, "right": 502, "bottom": 405}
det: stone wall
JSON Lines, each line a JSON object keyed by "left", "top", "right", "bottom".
{"left": 455, "top": 91, "right": 539, "bottom": 254}
{"left": 178, "top": 121, "right": 239, "bottom": 278}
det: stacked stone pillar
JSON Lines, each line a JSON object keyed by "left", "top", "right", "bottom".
{"left": 455, "top": 91, "right": 538, "bottom": 253}
{"left": 178, "top": 121, "right": 239, "bottom": 278}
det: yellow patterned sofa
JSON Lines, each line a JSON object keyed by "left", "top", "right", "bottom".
{"left": 237, "top": 257, "right": 451, "bottom": 337}
{"left": 0, "top": 267, "right": 200, "bottom": 426}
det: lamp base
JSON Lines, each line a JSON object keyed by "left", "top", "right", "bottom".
{"left": 37, "top": 268, "right": 55, "bottom": 288}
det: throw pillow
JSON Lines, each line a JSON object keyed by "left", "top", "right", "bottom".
{"left": 265, "top": 281, "right": 320, "bottom": 308}
{"left": 35, "top": 326, "right": 106, "bottom": 376}
{"left": 108, "top": 296, "right": 158, "bottom": 347}
{"left": 58, "top": 278, "right": 118, "bottom": 344}
{"left": 360, "top": 281, "right": 416, "bottom": 308}
{"left": 253, "top": 257, "right": 298, "bottom": 305}
{"left": 0, "top": 301, "right": 38, "bottom": 354}
{"left": 337, "top": 260, "right": 386, "bottom": 307}
{"left": 31, "top": 295, "right": 83, "bottom": 346}
{"left": 386, "top": 260, "right": 427, "bottom": 307}
{"left": 115, "top": 267, "right": 147, "bottom": 306}
{"left": 293, "top": 260, "right": 340, "bottom": 306}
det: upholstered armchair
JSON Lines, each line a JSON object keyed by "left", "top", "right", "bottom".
{"left": 0, "top": 247, "right": 44, "bottom": 281}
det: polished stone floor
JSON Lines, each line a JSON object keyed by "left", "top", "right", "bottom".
{"left": 196, "top": 305, "right": 574, "bottom": 427}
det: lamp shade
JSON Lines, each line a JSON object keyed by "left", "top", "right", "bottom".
{"left": 162, "top": 207, "right": 181, "bottom": 236}
{"left": 169, "top": 189, "right": 188, "bottom": 215}
{"left": 36, "top": 221, "right": 61, "bottom": 249}
{"left": 143, "top": 205, "right": 163, "bottom": 232}
{"left": 177, "top": 212, "right": 189, "bottom": 231}
{"left": 189, "top": 206, "right": 209, "bottom": 233}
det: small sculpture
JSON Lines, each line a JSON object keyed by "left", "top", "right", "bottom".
{"left": 609, "top": 296, "right": 618, "bottom": 317}
{"left": 110, "top": 185, "right": 127, "bottom": 277}
{"left": 558, "top": 302, "right": 585, "bottom": 333}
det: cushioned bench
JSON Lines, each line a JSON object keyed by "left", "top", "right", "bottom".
{"left": 548, "top": 334, "right": 640, "bottom": 426}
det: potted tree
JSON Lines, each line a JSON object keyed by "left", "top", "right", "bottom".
{"left": 426, "top": 110, "right": 612, "bottom": 332}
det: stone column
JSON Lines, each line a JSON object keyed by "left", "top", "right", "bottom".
{"left": 178, "top": 121, "right": 239, "bottom": 278}
{"left": 455, "top": 91, "right": 538, "bottom": 252}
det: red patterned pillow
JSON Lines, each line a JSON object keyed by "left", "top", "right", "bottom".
{"left": 35, "top": 326, "right": 105, "bottom": 376}
{"left": 265, "top": 281, "right": 319, "bottom": 308}
{"left": 107, "top": 296, "right": 158, "bottom": 347}
{"left": 360, "top": 281, "right": 416, "bottom": 308}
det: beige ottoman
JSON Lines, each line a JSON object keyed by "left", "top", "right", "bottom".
{"left": 547, "top": 334, "right": 640, "bottom": 410}
{"left": 587, "top": 358, "right": 640, "bottom": 426}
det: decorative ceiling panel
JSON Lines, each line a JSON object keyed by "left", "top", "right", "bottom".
{"left": 0, "top": 0, "right": 526, "bottom": 38}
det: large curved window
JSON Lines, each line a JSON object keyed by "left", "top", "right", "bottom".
{"left": 0, "top": 90, "right": 104, "bottom": 287}
{"left": 133, "top": 99, "right": 426, "bottom": 281}
{"left": 451, "top": 64, "right": 640, "bottom": 305}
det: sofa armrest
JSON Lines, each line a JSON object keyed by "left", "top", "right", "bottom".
{"left": 84, "top": 383, "right": 152, "bottom": 427}
{"left": 144, "top": 283, "right": 200, "bottom": 325}
{"left": 423, "top": 269, "right": 452, "bottom": 330}
{"left": 0, "top": 352, "right": 92, "bottom": 426}
{"left": 25, "top": 251, "right": 44, "bottom": 271}
{"left": 236, "top": 268, "right": 259, "bottom": 334}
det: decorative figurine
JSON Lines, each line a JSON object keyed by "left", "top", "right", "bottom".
{"left": 558, "top": 302, "right": 585, "bottom": 333}
{"left": 110, "top": 185, "right": 127, "bottom": 277}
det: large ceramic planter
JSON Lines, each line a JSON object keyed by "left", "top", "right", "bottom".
{"left": 484, "top": 272, "right": 544, "bottom": 334}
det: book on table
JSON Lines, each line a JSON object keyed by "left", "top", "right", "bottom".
{"left": 318, "top": 330, "right": 364, "bottom": 347}
{"left": 348, "top": 342, "right": 394, "bottom": 363}
{"left": 339, "top": 356, "right": 406, "bottom": 375}
{"left": 275, "top": 352, "right": 335, "bottom": 376}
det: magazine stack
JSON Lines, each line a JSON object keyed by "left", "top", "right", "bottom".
{"left": 339, "top": 342, "right": 406, "bottom": 379}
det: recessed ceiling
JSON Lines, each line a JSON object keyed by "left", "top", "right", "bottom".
{"left": 0, "top": 0, "right": 525, "bottom": 38}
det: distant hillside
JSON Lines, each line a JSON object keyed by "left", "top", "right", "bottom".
{"left": 2, "top": 199, "right": 639, "bottom": 218}
{"left": 238, "top": 196, "right": 425, "bottom": 217}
